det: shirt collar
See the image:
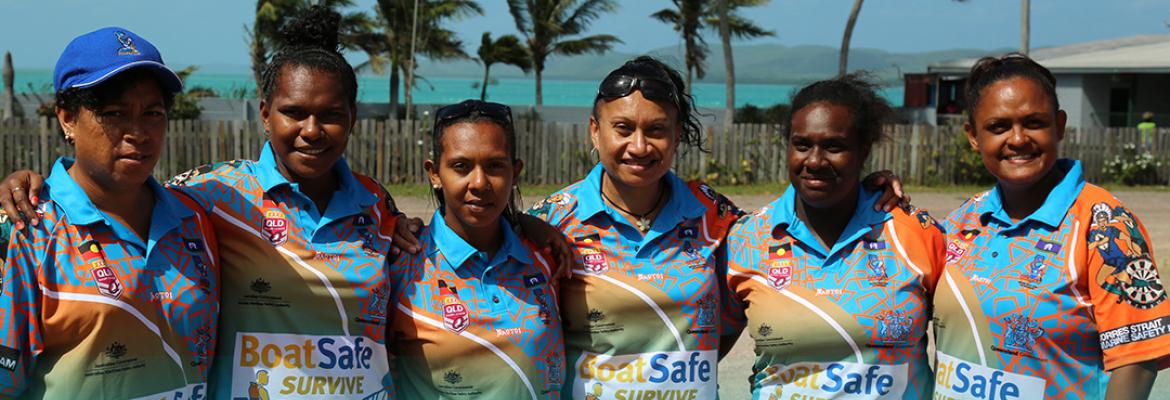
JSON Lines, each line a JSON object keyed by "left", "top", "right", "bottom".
{"left": 572, "top": 163, "right": 706, "bottom": 225}
{"left": 978, "top": 159, "right": 1085, "bottom": 229}
{"left": 45, "top": 157, "right": 193, "bottom": 249}
{"left": 256, "top": 141, "right": 377, "bottom": 212}
{"left": 767, "top": 184, "right": 891, "bottom": 256}
{"left": 428, "top": 209, "right": 532, "bottom": 270}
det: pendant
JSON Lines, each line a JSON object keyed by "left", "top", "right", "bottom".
{"left": 636, "top": 217, "right": 651, "bottom": 233}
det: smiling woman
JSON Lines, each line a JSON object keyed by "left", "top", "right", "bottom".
{"left": 722, "top": 75, "right": 945, "bottom": 399}
{"left": 932, "top": 54, "right": 1170, "bottom": 400}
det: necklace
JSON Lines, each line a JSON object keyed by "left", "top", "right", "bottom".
{"left": 600, "top": 176, "right": 666, "bottom": 233}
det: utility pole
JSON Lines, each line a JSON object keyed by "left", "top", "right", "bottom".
{"left": 1020, "top": 0, "right": 1030, "bottom": 55}
{"left": 406, "top": 0, "right": 420, "bottom": 123}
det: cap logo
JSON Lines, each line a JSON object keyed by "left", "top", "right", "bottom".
{"left": 114, "top": 31, "right": 140, "bottom": 56}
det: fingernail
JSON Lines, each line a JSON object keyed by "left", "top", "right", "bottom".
{"left": 30, "top": 196, "right": 38, "bottom": 204}
{"left": 14, "top": 222, "right": 23, "bottom": 230}
{"left": 31, "top": 219, "right": 38, "bottom": 226}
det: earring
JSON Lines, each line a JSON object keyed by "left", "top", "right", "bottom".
{"left": 432, "top": 184, "right": 441, "bottom": 190}
{"left": 589, "top": 147, "right": 599, "bottom": 161}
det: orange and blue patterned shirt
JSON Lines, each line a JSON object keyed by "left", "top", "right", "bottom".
{"left": 0, "top": 157, "right": 219, "bottom": 399}
{"left": 724, "top": 186, "right": 945, "bottom": 399}
{"left": 527, "top": 164, "right": 739, "bottom": 400}
{"left": 933, "top": 159, "right": 1170, "bottom": 399}
{"left": 169, "top": 142, "right": 399, "bottom": 400}
{"left": 388, "top": 210, "right": 563, "bottom": 399}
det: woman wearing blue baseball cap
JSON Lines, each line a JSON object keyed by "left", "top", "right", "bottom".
{"left": 0, "top": 27, "right": 219, "bottom": 399}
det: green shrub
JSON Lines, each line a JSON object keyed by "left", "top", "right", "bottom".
{"left": 1103, "top": 144, "right": 1164, "bottom": 185}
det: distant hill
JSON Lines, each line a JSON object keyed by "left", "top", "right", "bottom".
{"left": 117, "top": 43, "right": 1002, "bottom": 85}
{"left": 414, "top": 43, "right": 1002, "bottom": 84}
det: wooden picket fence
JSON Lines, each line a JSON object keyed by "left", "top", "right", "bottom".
{"left": 1, "top": 117, "right": 1168, "bottom": 186}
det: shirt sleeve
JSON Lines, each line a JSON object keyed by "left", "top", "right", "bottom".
{"left": 0, "top": 229, "right": 43, "bottom": 396}
{"left": 1085, "top": 201, "right": 1170, "bottom": 370}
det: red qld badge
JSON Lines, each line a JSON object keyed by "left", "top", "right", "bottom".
{"left": 438, "top": 280, "right": 469, "bottom": 333}
{"left": 262, "top": 200, "right": 289, "bottom": 245}
{"left": 767, "top": 261, "right": 793, "bottom": 291}
{"left": 80, "top": 241, "right": 122, "bottom": 299}
{"left": 442, "top": 297, "right": 469, "bottom": 333}
{"left": 945, "top": 240, "right": 968, "bottom": 265}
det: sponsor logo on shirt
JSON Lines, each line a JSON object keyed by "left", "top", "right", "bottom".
{"left": 0, "top": 345, "right": 19, "bottom": 371}
{"left": 755, "top": 361, "right": 908, "bottom": 399}
{"left": 934, "top": 352, "right": 1046, "bottom": 400}
{"left": 1000, "top": 314, "right": 1044, "bottom": 355}
{"left": 1033, "top": 240, "right": 1062, "bottom": 254}
{"left": 442, "top": 296, "right": 470, "bottom": 333}
{"left": 573, "top": 350, "right": 717, "bottom": 400}
{"left": 1016, "top": 255, "right": 1047, "bottom": 289}
{"left": 231, "top": 332, "right": 389, "bottom": 399}
{"left": 874, "top": 311, "right": 912, "bottom": 346}
{"left": 183, "top": 238, "right": 205, "bottom": 253}
{"left": 866, "top": 254, "right": 890, "bottom": 287}
{"left": 1100, "top": 315, "right": 1170, "bottom": 350}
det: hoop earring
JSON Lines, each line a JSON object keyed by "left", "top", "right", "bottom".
{"left": 590, "top": 147, "right": 599, "bottom": 162}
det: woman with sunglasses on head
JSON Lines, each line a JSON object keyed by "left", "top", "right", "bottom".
{"left": 722, "top": 75, "right": 945, "bottom": 399}
{"left": 0, "top": 28, "right": 219, "bottom": 399}
{"left": 387, "top": 99, "right": 565, "bottom": 399}
{"left": 526, "top": 57, "right": 908, "bottom": 398}
{"left": 932, "top": 54, "right": 1170, "bottom": 399}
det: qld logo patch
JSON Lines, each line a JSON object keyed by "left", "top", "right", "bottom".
{"left": 80, "top": 241, "right": 122, "bottom": 299}
{"left": 768, "top": 262, "right": 793, "bottom": 291}
{"left": 262, "top": 203, "right": 289, "bottom": 245}
{"left": 438, "top": 280, "right": 469, "bottom": 333}
{"left": 945, "top": 240, "right": 968, "bottom": 265}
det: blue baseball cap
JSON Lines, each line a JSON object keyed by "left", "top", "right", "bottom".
{"left": 53, "top": 27, "right": 183, "bottom": 93}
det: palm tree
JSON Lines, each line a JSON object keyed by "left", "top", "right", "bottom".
{"left": 476, "top": 32, "right": 532, "bottom": 101}
{"left": 506, "top": 0, "right": 623, "bottom": 108}
{"left": 952, "top": 0, "right": 1030, "bottom": 55}
{"left": 838, "top": 0, "right": 865, "bottom": 77}
{"left": 653, "top": 0, "right": 773, "bottom": 94}
{"left": 248, "top": 0, "right": 380, "bottom": 96}
{"left": 370, "top": 0, "right": 482, "bottom": 119}
{"left": 718, "top": 0, "right": 733, "bottom": 131}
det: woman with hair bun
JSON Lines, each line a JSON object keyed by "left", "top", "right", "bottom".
{"left": 0, "top": 6, "right": 398, "bottom": 399}
{"left": 723, "top": 74, "right": 945, "bottom": 399}
{"left": 932, "top": 53, "right": 1169, "bottom": 399}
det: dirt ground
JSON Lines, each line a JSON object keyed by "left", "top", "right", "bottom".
{"left": 391, "top": 191, "right": 1170, "bottom": 399}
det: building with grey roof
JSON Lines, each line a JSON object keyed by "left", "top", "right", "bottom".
{"left": 902, "top": 34, "right": 1170, "bottom": 129}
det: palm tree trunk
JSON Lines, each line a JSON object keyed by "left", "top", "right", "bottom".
{"left": 405, "top": 0, "right": 420, "bottom": 122}
{"left": 718, "top": 0, "right": 734, "bottom": 132}
{"left": 839, "top": 0, "right": 864, "bottom": 77}
{"left": 1020, "top": 0, "right": 1030, "bottom": 55}
{"left": 535, "top": 66, "right": 544, "bottom": 109}
{"left": 389, "top": 65, "right": 400, "bottom": 119}
{"left": 481, "top": 64, "right": 492, "bottom": 101}
{"left": 686, "top": 68, "right": 693, "bottom": 97}
{"left": 2, "top": 52, "right": 14, "bottom": 121}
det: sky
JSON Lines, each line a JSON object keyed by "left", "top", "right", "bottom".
{"left": 2, "top": 0, "right": 1168, "bottom": 71}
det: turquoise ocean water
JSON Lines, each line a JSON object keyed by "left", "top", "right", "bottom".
{"left": 13, "top": 69, "right": 904, "bottom": 108}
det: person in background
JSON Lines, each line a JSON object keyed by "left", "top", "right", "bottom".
{"left": 0, "top": 27, "right": 219, "bottom": 399}
{"left": 723, "top": 74, "right": 945, "bottom": 399}
{"left": 933, "top": 53, "right": 1170, "bottom": 399}
{"left": 1137, "top": 111, "right": 1156, "bottom": 153}
{"left": 388, "top": 99, "right": 565, "bottom": 399}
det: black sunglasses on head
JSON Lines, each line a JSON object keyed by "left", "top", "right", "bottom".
{"left": 434, "top": 100, "right": 513, "bottom": 127}
{"left": 596, "top": 65, "right": 680, "bottom": 107}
